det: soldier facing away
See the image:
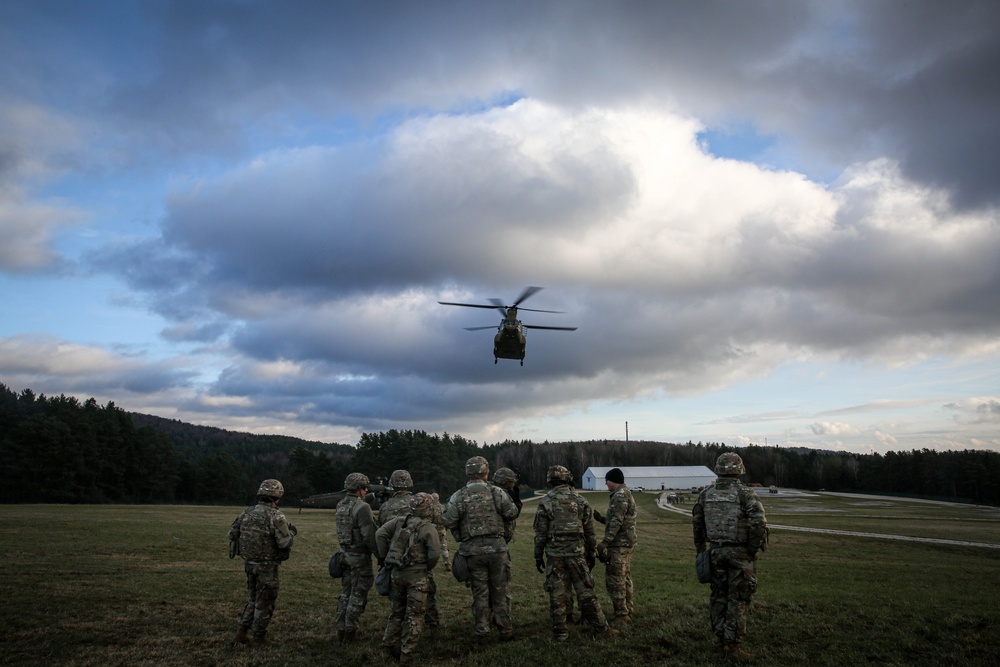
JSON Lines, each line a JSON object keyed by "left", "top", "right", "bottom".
{"left": 692, "top": 453, "right": 769, "bottom": 661}
{"left": 441, "top": 455, "right": 519, "bottom": 644}
{"left": 533, "top": 465, "right": 617, "bottom": 642}
{"left": 378, "top": 470, "right": 444, "bottom": 627}
{"left": 335, "top": 472, "right": 379, "bottom": 642}
{"left": 593, "top": 467, "right": 637, "bottom": 626}
{"left": 375, "top": 492, "right": 442, "bottom": 664}
{"left": 229, "top": 478, "right": 296, "bottom": 648}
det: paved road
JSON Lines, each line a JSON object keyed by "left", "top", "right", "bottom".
{"left": 656, "top": 492, "right": 1000, "bottom": 550}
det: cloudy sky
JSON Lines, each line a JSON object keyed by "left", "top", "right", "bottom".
{"left": 2, "top": 1, "right": 998, "bottom": 453}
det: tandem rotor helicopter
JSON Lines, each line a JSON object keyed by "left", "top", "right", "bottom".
{"left": 438, "top": 286, "right": 577, "bottom": 365}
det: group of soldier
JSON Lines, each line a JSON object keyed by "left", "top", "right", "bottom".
{"left": 228, "top": 452, "right": 767, "bottom": 663}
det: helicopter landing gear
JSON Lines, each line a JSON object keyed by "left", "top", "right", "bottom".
{"left": 520, "top": 359, "right": 524, "bottom": 366}
{"left": 494, "top": 357, "right": 498, "bottom": 364}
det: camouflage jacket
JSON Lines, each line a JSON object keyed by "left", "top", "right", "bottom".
{"left": 336, "top": 492, "right": 378, "bottom": 555}
{"left": 692, "top": 477, "right": 768, "bottom": 553}
{"left": 229, "top": 499, "right": 294, "bottom": 564}
{"left": 601, "top": 484, "right": 637, "bottom": 548}
{"left": 377, "top": 490, "right": 413, "bottom": 527}
{"left": 442, "top": 479, "right": 518, "bottom": 556}
{"left": 375, "top": 514, "right": 442, "bottom": 571}
{"left": 533, "top": 483, "right": 597, "bottom": 559}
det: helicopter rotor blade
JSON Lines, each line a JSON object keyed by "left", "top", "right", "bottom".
{"left": 438, "top": 301, "right": 500, "bottom": 310}
{"left": 523, "top": 324, "right": 578, "bottom": 331}
{"left": 463, "top": 325, "right": 499, "bottom": 331}
{"left": 488, "top": 298, "right": 508, "bottom": 316}
{"left": 513, "top": 286, "right": 544, "bottom": 306}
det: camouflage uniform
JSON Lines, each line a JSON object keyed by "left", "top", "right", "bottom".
{"left": 441, "top": 456, "right": 519, "bottom": 642}
{"left": 491, "top": 468, "right": 521, "bottom": 628}
{"left": 335, "top": 473, "right": 379, "bottom": 640}
{"left": 228, "top": 479, "right": 294, "bottom": 645}
{"left": 379, "top": 471, "right": 443, "bottom": 628}
{"left": 596, "top": 480, "right": 637, "bottom": 622}
{"left": 692, "top": 453, "right": 768, "bottom": 658}
{"left": 533, "top": 466, "right": 613, "bottom": 642}
{"left": 376, "top": 493, "right": 442, "bottom": 663}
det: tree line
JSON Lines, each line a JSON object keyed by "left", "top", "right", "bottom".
{"left": 2, "top": 383, "right": 999, "bottom": 506}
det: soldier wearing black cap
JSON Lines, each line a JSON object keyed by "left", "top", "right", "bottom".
{"left": 593, "top": 467, "right": 637, "bottom": 626}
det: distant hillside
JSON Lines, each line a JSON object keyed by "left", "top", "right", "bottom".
{"left": 129, "top": 412, "right": 353, "bottom": 457}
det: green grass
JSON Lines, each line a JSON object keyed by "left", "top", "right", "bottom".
{"left": 2, "top": 492, "right": 999, "bottom": 666}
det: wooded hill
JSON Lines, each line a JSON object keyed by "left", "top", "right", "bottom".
{"left": 2, "top": 383, "right": 999, "bottom": 506}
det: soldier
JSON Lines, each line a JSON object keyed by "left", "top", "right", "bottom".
{"left": 593, "top": 467, "right": 637, "bottom": 626}
{"left": 378, "top": 470, "right": 443, "bottom": 628}
{"left": 442, "top": 455, "right": 519, "bottom": 644}
{"left": 491, "top": 467, "right": 521, "bottom": 628}
{"left": 692, "top": 453, "right": 769, "bottom": 661}
{"left": 335, "top": 472, "right": 379, "bottom": 642}
{"left": 533, "top": 465, "right": 617, "bottom": 642}
{"left": 228, "top": 479, "right": 296, "bottom": 648}
{"left": 375, "top": 492, "right": 442, "bottom": 664}
{"left": 430, "top": 493, "right": 451, "bottom": 575}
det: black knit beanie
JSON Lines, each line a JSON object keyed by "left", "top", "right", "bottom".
{"left": 605, "top": 468, "right": 625, "bottom": 484}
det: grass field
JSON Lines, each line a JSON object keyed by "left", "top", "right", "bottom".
{"left": 2, "top": 490, "right": 999, "bottom": 666}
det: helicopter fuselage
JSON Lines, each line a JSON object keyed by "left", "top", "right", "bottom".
{"left": 494, "top": 318, "right": 526, "bottom": 362}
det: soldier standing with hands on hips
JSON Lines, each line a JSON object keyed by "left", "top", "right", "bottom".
{"left": 692, "top": 453, "right": 769, "bottom": 661}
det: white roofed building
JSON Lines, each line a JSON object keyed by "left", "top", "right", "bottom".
{"left": 580, "top": 466, "right": 716, "bottom": 491}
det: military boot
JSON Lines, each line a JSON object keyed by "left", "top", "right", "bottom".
{"left": 610, "top": 615, "right": 631, "bottom": 629}
{"left": 248, "top": 634, "right": 269, "bottom": 649}
{"left": 399, "top": 652, "right": 416, "bottom": 665}
{"left": 233, "top": 627, "right": 249, "bottom": 646}
{"left": 596, "top": 627, "right": 620, "bottom": 639}
{"left": 723, "top": 642, "right": 754, "bottom": 661}
{"left": 342, "top": 630, "right": 357, "bottom": 643}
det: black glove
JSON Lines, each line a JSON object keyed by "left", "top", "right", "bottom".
{"left": 378, "top": 559, "right": 386, "bottom": 569}
{"left": 288, "top": 523, "right": 298, "bottom": 536}
{"left": 535, "top": 558, "right": 545, "bottom": 574}
{"left": 593, "top": 510, "right": 605, "bottom": 523}
{"left": 586, "top": 554, "right": 596, "bottom": 571}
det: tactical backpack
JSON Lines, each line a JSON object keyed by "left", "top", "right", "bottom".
{"left": 547, "top": 489, "right": 582, "bottom": 540}
{"left": 385, "top": 516, "right": 416, "bottom": 568}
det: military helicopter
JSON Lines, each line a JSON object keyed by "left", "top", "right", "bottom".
{"left": 439, "top": 286, "right": 577, "bottom": 365}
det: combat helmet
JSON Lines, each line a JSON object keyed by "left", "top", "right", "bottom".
{"left": 465, "top": 456, "right": 489, "bottom": 476}
{"left": 390, "top": 469, "right": 413, "bottom": 489}
{"left": 494, "top": 467, "right": 518, "bottom": 486}
{"left": 344, "top": 472, "right": 370, "bottom": 491}
{"left": 257, "top": 478, "right": 284, "bottom": 498}
{"left": 714, "top": 452, "right": 746, "bottom": 477}
{"left": 409, "top": 492, "right": 433, "bottom": 517}
{"left": 547, "top": 465, "right": 573, "bottom": 485}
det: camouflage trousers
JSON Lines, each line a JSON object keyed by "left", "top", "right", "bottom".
{"left": 382, "top": 567, "right": 429, "bottom": 657}
{"left": 336, "top": 551, "right": 374, "bottom": 633}
{"left": 239, "top": 560, "right": 280, "bottom": 639}
{"left": 425, "top": 569, "right": 439, "bottom": 626}
{"left": 605, "top": 545, "right": 635, "bottom": 618}
{"left": 544, "top": 555, "right": 609, "bottom": 640}
{"left": 709, "top": 546, "right": 758, "bottom": 644}
{"left": 466, "top": 552, "right": 512, "bottom": 637}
